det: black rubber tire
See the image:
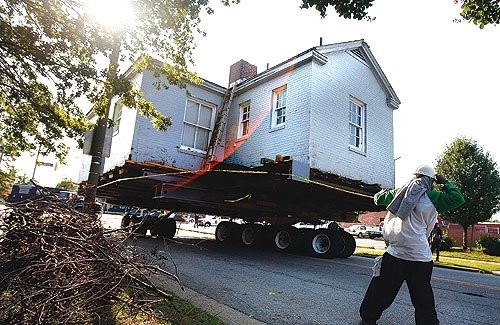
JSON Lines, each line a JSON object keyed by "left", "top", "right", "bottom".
{"left": 215, "top": 221, "right": 237, "bottom": 244}
{"left": 271, "top": 226, "right": 300, "bottom": 253}
{"left": 337, "top": 230, "right": 356, "bottom": 258}
{"left": 305, "top": 229, "right": 343, "bottom": 258}
{"left": 237, "top": 223, "right": 263, "bottom": 247}
{"left": 131, "top": 222, "right": 147, "bottom": 236}
{"left": 121, "top": 214, "right": 131, "bottom": 229}
{"left": 156, "top": 218, "right": 176, "bottom": 239}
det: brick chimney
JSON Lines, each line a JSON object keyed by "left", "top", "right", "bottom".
{"left": 229, "top": 59, "right": 257, "bottom": 84}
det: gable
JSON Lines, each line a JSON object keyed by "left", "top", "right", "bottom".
{"left": 316, "top": 40, "right": 400, "bottom": 110}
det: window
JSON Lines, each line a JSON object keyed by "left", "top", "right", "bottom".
{"left": 181, "top": 98, "right": 215, "bottom": 153}
{"left": 238, "top": 101, "right": 250, "bottom": 138}
{"left": 112, "top": 100, "right": 123, "bottom": 135}
{"left": 349, "top": 98, "right": 365, "bottom": 151}
{"left": 272, "top": 85, "right": 287, "bottom": 128}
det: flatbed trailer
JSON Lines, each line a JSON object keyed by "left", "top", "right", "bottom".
{"left": 93, "top": 159, "right": 384, "bottom": 258}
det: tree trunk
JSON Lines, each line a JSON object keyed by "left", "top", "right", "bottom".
{"left": 462, "top": 226, "right": 468, "bottom": 250}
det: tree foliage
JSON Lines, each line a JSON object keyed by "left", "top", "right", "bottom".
{"left": 300, "top": 0, "right": 499, "bottom": 28}
{"left": 0, "top": 167, "right": 16, "bottom": 198}
{"left": 0, "top": 0, "right": 239, "bottom": 162}
{"left": 435, "top": 137, "right": 500, "bottom": 248}
{"left": 56, "top": 178, "right": 78, "bottom": 191}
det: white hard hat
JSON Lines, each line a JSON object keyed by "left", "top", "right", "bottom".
{"left": 413, "top": 165, "right": 436, "bottom": 179}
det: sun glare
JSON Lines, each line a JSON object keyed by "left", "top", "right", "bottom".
{"left": 85, "top": 0, "right": 135, "bottom": 30}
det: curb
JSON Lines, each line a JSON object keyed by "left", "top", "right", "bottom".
{"left": 154, "top": 277, "right": 264, "bottom": 325}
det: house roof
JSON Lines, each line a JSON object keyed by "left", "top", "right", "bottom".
{"left": 234, "top": 39, "right": 400, "bottom": 110}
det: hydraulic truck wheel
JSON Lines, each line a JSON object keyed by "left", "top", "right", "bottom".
{"left": 131, "top": 222, "right": 147, "bottom": 236}
{"left": 272, "top": 227, "right": 299, "bottom": 253}
{"left": 155, "top": 218, "right": 176, "bottom": 239}
{"left": 306, "top": 229, "right": 342, "bottom": 258}
{"left": 121, "top": 214, "right": 131, "bottom": 230}
{"left": 336, "top": 230, "right": 356, "bottom": 258}
{"left": 215, "top": 221, "right": 236, "bottom": 244}
{"left": 238, "top": 224, "right": 263, "bottom": 247}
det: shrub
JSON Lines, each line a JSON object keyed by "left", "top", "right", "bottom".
{"left": 440, "top": 231, "right": 454, "bottom": 251}
{"left": 476, "top": 236, "right": 500, "bottom": 256}
{"left": 328, "top": 221, "right": 340, "bottom": 231}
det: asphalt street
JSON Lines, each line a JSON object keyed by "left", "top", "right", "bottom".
{"left": 98, "top": 214, "right": 500, "bottom": 325}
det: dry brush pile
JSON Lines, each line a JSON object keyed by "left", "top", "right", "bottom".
{"left": 0, "top": 195, "right": 181, "bottom": 324}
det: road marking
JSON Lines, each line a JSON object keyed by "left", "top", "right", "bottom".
{"left": 431, "top": 276, "right": 500, "bottom": 291}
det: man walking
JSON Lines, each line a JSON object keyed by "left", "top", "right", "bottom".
{"left": 430, "top": 223, "right": 443, "bottom": 262}
{"left": 359, "top": 165, "right": 464, "bottom": 325}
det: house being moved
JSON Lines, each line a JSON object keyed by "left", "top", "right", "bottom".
{"left": 79, "top": 39, "right": 400, "bottom": 258}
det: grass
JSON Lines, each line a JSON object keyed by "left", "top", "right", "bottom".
{"left": 111, "top": 290, "right": 223, "bottom": 325}
{"left": 354, "top": 247, "right": 500, "bottom": 274}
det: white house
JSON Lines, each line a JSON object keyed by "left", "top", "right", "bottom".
{"left": 79, "top": 39, "right": 400, "bottom": 191}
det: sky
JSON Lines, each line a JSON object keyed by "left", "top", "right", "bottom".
{"left": 12, "top": 0, "right": 499, "bottom": 194}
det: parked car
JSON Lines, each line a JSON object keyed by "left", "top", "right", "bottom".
{"left": 6, "top": 184, "right": 42, "bottom": 203}
{"left": 105, "top": 205, "right": 130, "bottom": 215}
{"left": 197, "top": 215, "right": 226, "bottom": 227}
{"left": 294, "top": 220, "right": 330, "bottom": 229}
{"left": 346, "top": 224, "right": 383, "bottom": 239}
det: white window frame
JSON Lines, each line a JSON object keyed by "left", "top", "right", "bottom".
{"left": 349, "top": 97, "right": 366, "bottom": 152}
{"left": 238, "top": 101, "right": 250, "bottom": 138}
{"left": 112, "top": 100, "right": 123, "bottom": 136}
{"left": 180, "top": 97, "right": 216, "bottom": 154}
{"left": 271, "top": 85, "right": 287, "bottom": 128}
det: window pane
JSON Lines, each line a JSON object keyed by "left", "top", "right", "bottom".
{"left": 185, "top": 100, "right": 199, "bottom": 124}
{"left": 196, "top": 128, "right": 209, "bottom": 151}
{"left": 182, "top": 124, "right": 196, "bottom": 148}
{"left": 242, "top": 120, "right": 249, "bottom": 136}
{"left": 199, "top": 104, "right": 212, "bottom": 128}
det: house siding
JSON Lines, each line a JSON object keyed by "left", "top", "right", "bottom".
{"left": 78, "top": 72, "right": 143, "bottom": 182}
{"left": 309, "top": 51, "right": 394, "bottom": 188}
{"left": 130, "top": 71, "right": 224, "bottom": 170}
{"left": 225, "top": 64, "right": 312, "bottom": 168}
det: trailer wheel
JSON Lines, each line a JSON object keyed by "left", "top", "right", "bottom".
{"left": 215, "top": 221, "right": 236, "bottom": 244}
{"left": 337, "top": 230, "right": 356, "bottom": 258}
{"left": 121, "top": 214, "right": 131, "bottom": 230}
{"left": 131, "top": 222, "right": 147, "bottom": 236}
{"left": 272, "top": 227, "right": 298, "bottom": 253}
{"left": 156, "top": 218, "right": 176, "bottom": 239}
{"left": 306, "top": 229, "right": 342, "bottom": 258}
{"left": 238, "top": 224, "right": 263, "bottom": 247}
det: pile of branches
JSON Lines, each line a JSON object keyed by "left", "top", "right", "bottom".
{"left": 0, "top": 195, "right": 180, "bottom": 324}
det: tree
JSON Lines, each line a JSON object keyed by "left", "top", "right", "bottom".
{"left": 1, "top": 0, "right": 239, "bottom": 210}
{"left": 56, "top": 178, "right": 78, "bottom": 191}
{"left": 0, "top": 166, "right": 16, "bottom": 198}
{"left": 300, "top": 0, "right": 500, "bottom": 28}
{"left": 0, "top": 0, "right": 239, "bottom": 161}
{"left": 435, "top": 137, "right": 500, "bottom": 248}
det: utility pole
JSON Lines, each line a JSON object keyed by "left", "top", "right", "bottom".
{"left": 84, "top": 35, "right": 121, "bottom": 214}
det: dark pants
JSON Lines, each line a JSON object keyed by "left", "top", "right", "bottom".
{"left": 431, "top": 240, "right": 441, "bottom": 261}
{"left": 360, "top": 252, "right": 439, "bottom": 325}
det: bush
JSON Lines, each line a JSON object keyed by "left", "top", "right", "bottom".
{"left": 476, "top": 236, "right": 500, "bottom": 256}
{"left": 328, "top": 221, "right": 340, "bottom": 231}
{"left": 440, "top": 232, "right": 454, "bottom": 251}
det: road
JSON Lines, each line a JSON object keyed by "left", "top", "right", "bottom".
{"left": 101, "top": 215, "right": 499, "bottom": 325}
